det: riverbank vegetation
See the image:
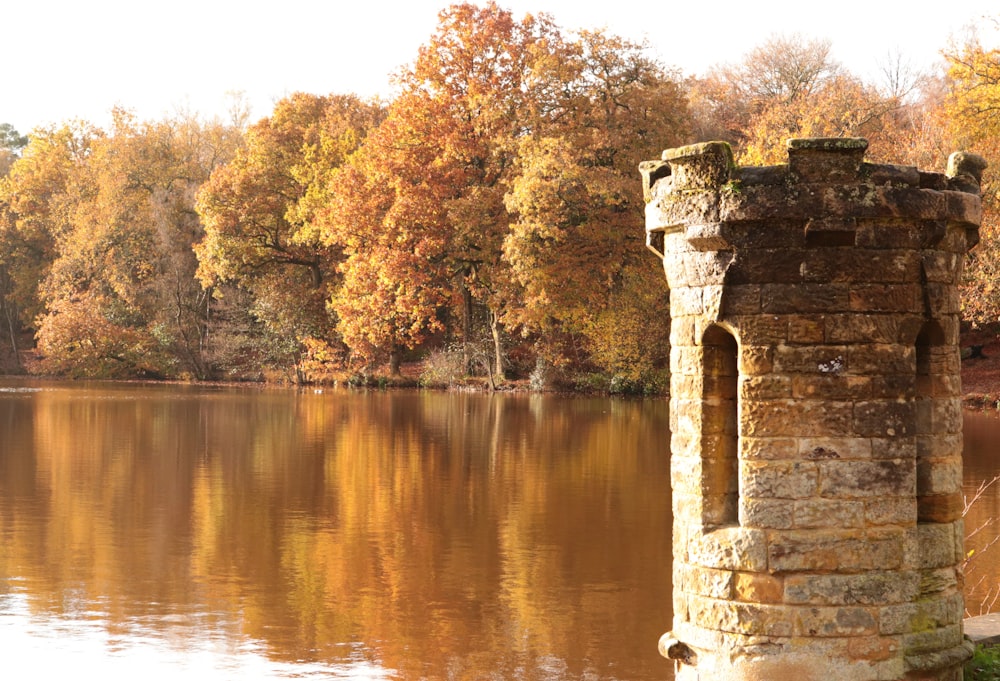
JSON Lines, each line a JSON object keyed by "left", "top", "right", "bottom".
{"left": 3, "top": 3, "right": 1000, "bottom": 392}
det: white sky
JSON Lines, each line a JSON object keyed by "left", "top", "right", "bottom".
{"left": 6, "top": 0, "right": 999, "bottom": 134}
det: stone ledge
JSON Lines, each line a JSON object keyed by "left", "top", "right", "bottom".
{"left": 965, "top": 613, "right": 1000, "bottom": 646}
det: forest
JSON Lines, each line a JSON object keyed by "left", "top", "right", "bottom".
{"left": 1, "top": 2, "right": 999, "bottom": 393}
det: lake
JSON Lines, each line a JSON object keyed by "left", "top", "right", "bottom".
{"left": 0, "top": 380, "right": 996, "bottom": 679}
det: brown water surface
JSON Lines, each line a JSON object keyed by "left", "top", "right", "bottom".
{"left": 0, "top": 380, "right": 673, "bottom": 679}
{"left": 2, "top": 380, "right": 999, "bottom": 678}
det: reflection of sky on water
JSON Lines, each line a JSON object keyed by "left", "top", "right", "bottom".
{"left": 0, "top": 591, "right": 397, "bottom": 680}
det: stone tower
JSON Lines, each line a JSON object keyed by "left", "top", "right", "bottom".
{"left": 641, "top": 138, "right": 985, "bottom": 681}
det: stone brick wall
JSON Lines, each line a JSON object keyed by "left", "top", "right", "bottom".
{"left": 642, "top": 138, "right": 985, "bottom": 681}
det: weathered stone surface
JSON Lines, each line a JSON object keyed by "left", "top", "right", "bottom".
{"left": 740, "top": 436, "right": 798, "bottom": 460}
{"left": 740, "top": 497, "right": 794, "bottom": 529}
{"left": 792, "top": 498, "right": 865, "bottom": 528}
{"left": 795, "top": 606, "right": 878, "bottom": 637}
{"left": 853, "top": 400, "right": 915, "bottom": 437}
{"left": 742, "top": 460, "right": 818, "bottom": 499}
{"left": 742, "top": 399, "right": 852, "bottom": 437}
{"left": 767, "top": 529, "right": 904, "bottom": 572}
{"left": 688, "top": 527, "right": 769, "bottom": 572}
{"left": 879, "top": 594, "right": 963, "bottom": 635}
{"left": 817, "top": 460, "right": 915, "bottom": 498}
{"left": 733, "top": 572, "right": 784, "bottom": 603}
{"left": 784, "top": 572, "right": 919, "bottom": 606}
{"left": 762, "top": 283, "right": 850, "bottom": 314}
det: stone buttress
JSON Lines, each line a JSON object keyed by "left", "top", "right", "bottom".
{"left": 641, "top": 138, "right": 986, "bottom": 681}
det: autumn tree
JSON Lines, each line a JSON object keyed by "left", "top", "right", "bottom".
{"left": 0, "top": 122, "right": 99, "bottom": 369}
{"left": 28, "top": 110, "right": 238, "bottom": 378}
{"left": 321, "top": 3, "right": 560, "bottom": 377}
{"left": 195, "top": 93, "right": 384, "bottom": 378}
{"left": 502, "top": 29, "right": 687, "bottom": 389}
{"left": 8, "top": 111, "right": 243, "bottom": 378}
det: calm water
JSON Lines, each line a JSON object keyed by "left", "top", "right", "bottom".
{"left": 0, "top": 381, "right": 998, "bottom": 679}
{"left": 0, "top": 380, "right": 674, "bottom": 680}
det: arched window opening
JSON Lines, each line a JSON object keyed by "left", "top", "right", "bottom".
{"left": 701, "top": 325, "right": 739, "bottom": 528}
{"left": 915, "top": 321, "right": 947, "bottom": 523}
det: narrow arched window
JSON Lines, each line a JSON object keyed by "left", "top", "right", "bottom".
{"left": 915, "top": 321, "right": 946, "bottom": 523}
{"left": 701, "top": 325, "right": 739, "bottom": 527}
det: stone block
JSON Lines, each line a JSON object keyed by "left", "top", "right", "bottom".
{"left": 670, "top": 314, "right": 698, "bottom": 347}
{"left": 881, "top": 599, "right": 951, "bottom": 636}
{"left": 869, "top": 374, "right": 915, "bottom": 399}
{"left": 784, "top": 571, "right": 919, "bottom": 606}
{"left": 720, "top": 284, "right": 761, "bottom": 315}
{"left": 685, "top": 249, "right": 736, "bottom": 284}
{"left": 931, "top": 397, "right": 963, "bottom": 435}
{"left": 742, "top": 399, "right": 852, "bottom": 437}
{"left": 925, "top": 283, "right": 962, "bottom": 316}
{"left": 865, "top": 497, "right": 916, "bottom": 526}
{"left": 740, "top": 437, "right": 798, "bottom": 460}
{"left": 742, "top": 460, "right": 818, "bottom": 499}
{"left": 741, "top": 497, "right": 794, "bottom": 529}
{"left": 916, "top": 458, "right": 962, "bottom": 496}
{"left": 871, "top": 437, "right": 914, "bottom": 460}
{"left": 681, "top": 564, "right": 735, "bottom": 599}
{"left": 792, "top": 374, "right": 869, "bottom": 400}
{"left": 738, "top": 345, "right": 774, "bottom": 375}
{"left": 740, "top": 375, "right": 792, "bottom": 400}
{"left": 902, "top": 624, "right": 963, "bottom": 654}
{"left": 848, "top": 343, "right": 915, "bottom": 375}
{"left": 918, "top": 569, "right": 959, "bottom": 597}
{"left": 922, "top": 252, "right": 962, "bottom": 283}
{"left": 762, "top": 283, "right": 850, "bottom": 313}
{"left": 801, "top": 249, "right": 919, "bottom": 283}
{"left": 671, "top": 286, "right": 704, "bottom": 316}
{"left": 825, "top": 314, "right": 899, "bottom": 343}
{"left": 903, "top": 524, "right": 956, "bottom": 570}
{"left": 767, "top": 529, "right": 904, "bottom": 572}
{"left": 798, "top": 437, "right": 872, "bottom": 460}
{"left": 818, "top": 460, "right": 916, "bottom": 498}
{"left": 734, "top": 572, "right": 784, "bottom": 604}
{"left": 774, "top": 345, "right": 850, "bottom": 374}
{"left": 670, "top": 346, "right": 703, "bottom": 376}
{"left": 787, "top": 315, "right": 826, "bottom": 343}
{"left": 854, "top": 400, "right": 916, "bottom": 437}
{"left": 688, "top": 527, "right": 768, "bottom": 572}
{"left": 793, "top": 499, "right": 865, "bottom": 528}
{"left": 847, "top": 634, "right": 900, "bottom": 662}
{"left": 733, "top": 314, "right": 788, "bottom": 344}
{"left": 849, "top": 284, "right": 921, "bottom": 312}
{"left": 795, "top": 606, "right": 878, "bottom": 637}
{"left": 727, "top": 249, "right": 805, "bottom": 285}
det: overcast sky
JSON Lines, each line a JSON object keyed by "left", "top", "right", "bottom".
{"left": 6, "top": 0, "right": 999, "bottom": 133}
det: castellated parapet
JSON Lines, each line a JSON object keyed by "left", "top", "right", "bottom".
{"left": 641, "top": 138, "right": 986, "bottom": 681}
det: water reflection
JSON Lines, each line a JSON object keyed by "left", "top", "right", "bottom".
{"left": 0, "top": 382, "right": 673, "bottom": 679}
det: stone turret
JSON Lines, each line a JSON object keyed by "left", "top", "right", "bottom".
{"left": 641, "top": 138, "right": 985, "bottom": 681}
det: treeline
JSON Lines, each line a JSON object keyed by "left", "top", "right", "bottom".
{"left": 1, "top": 2, "right": 999, "bottom": 392}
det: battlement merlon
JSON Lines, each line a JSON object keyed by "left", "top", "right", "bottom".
{"left": 641, "top": 138, "right": 986, "bottom": 259}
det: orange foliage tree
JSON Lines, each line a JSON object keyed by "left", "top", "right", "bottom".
{"left": 502, "top": 29, "right": 689, "bottom": 389}
{"left": 195, "top": 93, "right": 384, "bottom": 378}
{"left": 5, "top": 111, "right": 242, "bottom": 378}
{"left": 321, "top": 2, "right": 561, "bottom": 376}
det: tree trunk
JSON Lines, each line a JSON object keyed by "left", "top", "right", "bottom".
{"left": 388, "top": 340, "right": 402, "bottom": 376}
{"left": 0, "top": 268, "right": 20, "bottom": 370}
{"left": 489, "top": 307, "right": 505, "bottom": 380}
{"left": 461, "top": 281, "right": 473, "bottom": 373}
